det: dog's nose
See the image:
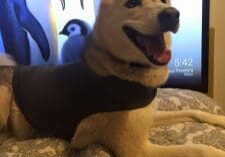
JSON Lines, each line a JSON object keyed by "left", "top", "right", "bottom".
{"left": 159, "top": 7, "right": 180, "bottom": 32}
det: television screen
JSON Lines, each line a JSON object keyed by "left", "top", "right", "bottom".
{"left": 0, "top": 0, "right": 209, "bottom": 92}
{"left": 55, "top": 0, "right": 210, "bottom": 92}
{"left": 165, "top": 0, "right": 209, "bottom": 92}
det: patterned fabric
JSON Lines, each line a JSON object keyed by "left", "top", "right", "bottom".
{"left": 149, "top": 88, "right": 225, "bottom": 151}
{"left": 156, "top": 88, "right": 222, "bottom": 114}
{"left": 0, "top": 88, "right": 224, "bottom": 157}
{"left": 0, "top": 136, "right": 72, "bottom": 157}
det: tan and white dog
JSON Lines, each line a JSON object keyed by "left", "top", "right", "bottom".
{"left": 1, "top": 0, "right": 225, "bottom": 157}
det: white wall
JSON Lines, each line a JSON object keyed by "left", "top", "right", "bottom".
{"left": 210, "top": 0, "right": 225, "bottom": 107}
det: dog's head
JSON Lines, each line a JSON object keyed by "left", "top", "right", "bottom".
{"left": 91, "top": 0, "right": 179, "bottom": 87}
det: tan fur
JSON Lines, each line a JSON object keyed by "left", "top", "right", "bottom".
{"left": 0, "top": 86, "right": 12, "bottom": 130}
{"left": 0, "top": 67, "right": 32, "bottom": 139}
{"left": 72, "top": 99, "right": 225, "bottom": 157}
{"left": 84, "top": 0, "right": 173, "bottom": 87}
{"left": 1, "top": 0, "right": 225, "bottom": 157}
{"left": 72, "top": 0, "right": 225, "bottom": 157}
{"left": 8, "top": 101, "right": 34, "bottom": 140}
{"left": 85, "top": 41, "right": 169, "bottom": 87}
{"left": 0, "top": 54, "right": 17, "bottom": 66}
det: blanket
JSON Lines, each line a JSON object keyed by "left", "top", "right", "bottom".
{"left": 0, "top": 88, "right": 224, "bottom": 157}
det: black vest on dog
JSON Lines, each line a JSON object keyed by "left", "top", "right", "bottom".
{"left": 13, "top": 60, "right": 156, "bottom": 140}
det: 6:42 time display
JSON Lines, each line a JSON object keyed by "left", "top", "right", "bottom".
{"left": 174, "top": 58, "right": 193, "bottom": 68}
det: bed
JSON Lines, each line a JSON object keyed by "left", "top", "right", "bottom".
{"left": 0, "top": 88, "right": 225, "bottom": 157}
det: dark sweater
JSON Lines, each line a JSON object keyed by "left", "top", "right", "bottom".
{"left": 12, "top": 60, "right": 156, "bottom": 140}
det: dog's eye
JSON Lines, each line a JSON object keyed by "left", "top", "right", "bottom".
{"left": 125, "top": 0, "right": 142, "bottom": 8}
{"left": 161, "top": 0, "right": 167, "bottom": 4}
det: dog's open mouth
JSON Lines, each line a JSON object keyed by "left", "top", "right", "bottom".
{"left": 123, "top": 26, "right": 171, "bottom": 66}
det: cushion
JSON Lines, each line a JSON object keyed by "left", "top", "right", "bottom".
{"left": 0, "top": 88, "right": 224, "bottom": 157}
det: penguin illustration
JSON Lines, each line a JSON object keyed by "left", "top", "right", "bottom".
{"left": 61, "top": 0, "right": 83, "bottom": 10}
{"left": 60, "top": 19, "right": 90, "bottom": 64}
{"left": 0, "top": 0, "right": 50, "bottom": 65}
{"left": 0, "top": 0, "right": 65, "bottom": 65}
{"left": 60, "top": 0, "right": 66, "bottom": 10}
{"left": 80, "top": 0, "right": 84, "bottom": 9}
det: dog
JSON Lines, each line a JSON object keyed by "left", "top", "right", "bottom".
{"left": 1, "top": 0, "right": 225, "bottom": 157}
{"left": 0, "top": 54, "right": 17, "bottom": 66}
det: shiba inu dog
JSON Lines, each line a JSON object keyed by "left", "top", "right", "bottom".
{"left": 1, "top": 0, "right": 225, "bottom": 157}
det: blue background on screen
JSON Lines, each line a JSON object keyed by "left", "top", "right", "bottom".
{"left": 0, "top": 0, "right": 204, "bottom": 86}
{"left": 167, "top": 0, "right": 203, "bottom": 85}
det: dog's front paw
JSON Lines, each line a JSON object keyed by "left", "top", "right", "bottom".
{"left": 74, "top": 144, "right": 114, "bottom": 157}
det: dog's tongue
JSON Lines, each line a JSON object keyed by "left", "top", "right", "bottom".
{"left": 138, "top": 35, "right": 171, "bottom": 65}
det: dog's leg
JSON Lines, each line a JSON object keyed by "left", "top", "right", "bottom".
{"left": 0, "top": 86, "right": 12, "bottom": 130}
{"left": 71, "top": 104, "right": 156, "bottom": 157}
{"left": 8, "top": 101, "right": 34, "bottom": 140}
{"left": 153, "top": 110, "right": 225, "bottom": 128}
{"left": 149, "top": 143, "right": 225, "bottom": 157}
{"left": 73, "top": 122, "right": 225, "bottom": 157}
{"left": 71, "top": 113, "right": 106, "bottom": 149}
{"left": 72, "top": 116, "right": 151, "bottom": 157}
